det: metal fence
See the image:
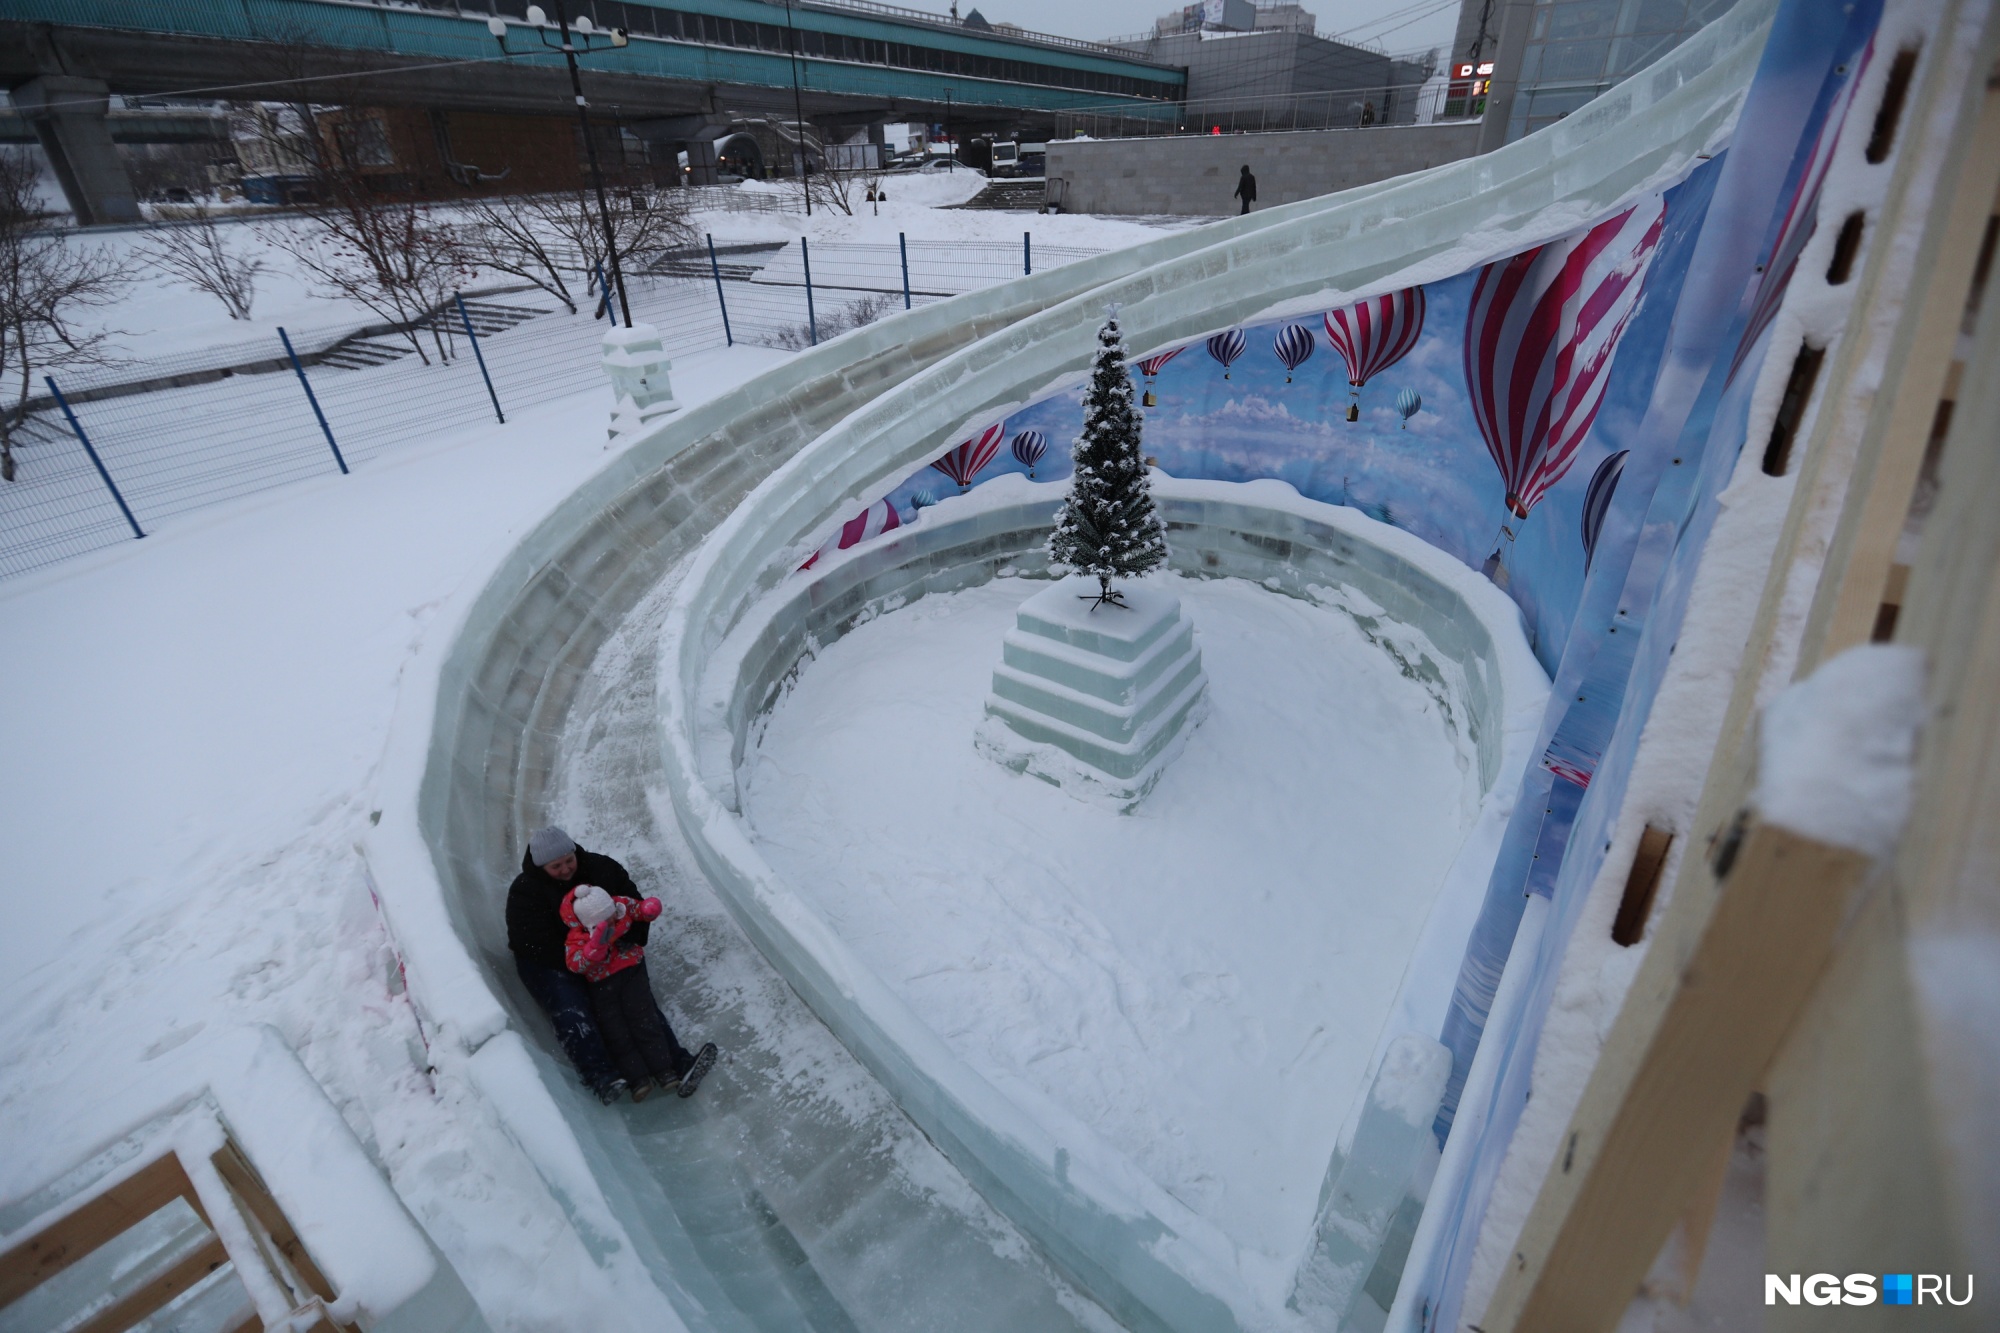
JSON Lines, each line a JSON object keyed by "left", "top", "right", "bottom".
{"left": 0, "top": 234, "right": 1098, "bottom": 581}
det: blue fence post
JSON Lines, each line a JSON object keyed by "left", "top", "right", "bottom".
{"left": 707, "top": 233, "right": 733, "bottom": 347}
{"left": 45, "top": 376, "right": 143, "bottom": 540}
{"left": 456, "top": 292, "right": 505, "bottom": 424}
{"left": 1024, "top": 230, "right": 1031, "bottom": 275}
{"left": 801, "top": 235, "right": 818, "bottom": 346}
{"left": 278, "top": 327, "right": 348, "bottom": 475}
{"left": 899, "top": 232, "right": 912, "bottom": 310}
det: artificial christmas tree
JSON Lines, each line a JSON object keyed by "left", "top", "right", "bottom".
{"left": 1049, "top": 310, "right": 1168, "bottom": 610}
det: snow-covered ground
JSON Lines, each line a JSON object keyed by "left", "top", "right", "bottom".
{"left": 0, "top": 347, "right": 788, "bottom": 1328}
{"left": 738, "top": 572, "right": 1482, "bottom": 1263}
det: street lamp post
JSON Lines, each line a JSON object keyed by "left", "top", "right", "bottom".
{"left": 782, "top": 0, "right": 811, "bottom": 216}
{"left": 489, "top": 3, "right": 634, "bottom": 328}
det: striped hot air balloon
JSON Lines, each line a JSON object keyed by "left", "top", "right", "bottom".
{"left": 930, "top": 421, "right": 1005, "bottom": 490}
{"left": 799, "top": 498, "right": 902, "bottom": 570}
{"left": 1728, "top": 44, "right": 1871, "bottom": 385}
{"left": 1325, "top": 286, "right": 1425, "bottom": 419}
{"left": 1395, "top": 387, "right": 1422, "bottom": 429}
{"left": 1273, "top": 323, "right": 1316, "bottom": 382}
{"left": 1206, "top": 329, "right": 1247, "bottom": 379}
{"left": 1136, "top": 346, "right": 1183, "bottom": 406}
{"left": 1580, "top": 449, "right": 1627, "bottom": 565}
{"left": 1465, "top": 198, "right": 1665, "bottom": 522}
{"left": 1011, "top": 429, "right": 1048, "bottom": 478}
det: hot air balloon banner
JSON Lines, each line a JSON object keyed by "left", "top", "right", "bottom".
{"left": 1465, "top": 197, "right": 1666, "bottom": 524}
{"left": 1136, "top": 346, "right": 1184, "bottom": 407}
{"left": 1728, "top": 40, "right": 1872, "bottom": 385}
{"left": 1324, "top": 287, "right": 1425, "bottom": 419}
{"left": 1011, "top": 429, "right": 1048, "bottom": 478}
{"left": 930, "top": 422, "right": 1005, "bottom": 491}
{"left": 864, "top": 157, "right": 1720, "bottom": 672}
{"left": 799, "top": 498, "right": 902, "bottom": 571}
{"left": 1273, "top": 324, "right": 1316, "bottom": 383}
{"left": 1206, "top": 329, "right": 1246, "bottom": 379}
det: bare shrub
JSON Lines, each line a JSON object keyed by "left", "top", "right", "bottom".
{"left": 137, "top": 208, "right": 264, "bottom": 319}
{"left": 0, "top": 151, "right": 129, "bottom": 482}
{"left": 768, "top": 291, "right": 897, "bottom": 349}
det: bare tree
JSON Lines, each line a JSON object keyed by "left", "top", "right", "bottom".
{"left": 0, "top": 150, "right": 129, "bottom": 482}
{"left": 533, "top": 187, "right": 696, "bottom": 297}
{"left": 459, "top": 191, "right": 580, "bottom": 313}
{"left": 137, "top": 207, "right": 265, "bottom": 319}
{"left": 247, "top": 104, "right": 473, "bottom": 362}
{"left": 268, "top": 195, "right": 472, "bottom": 362}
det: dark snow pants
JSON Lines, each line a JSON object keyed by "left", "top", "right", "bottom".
{"left": 589, "top": 961, "right": 695, "bottom": 1088}
{"left": 515, "top": 956, "right": 620, "bottom": 1096}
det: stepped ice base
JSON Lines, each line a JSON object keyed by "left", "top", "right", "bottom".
{"left": 978, "top": 575, "right": 1208, "bottom": 811}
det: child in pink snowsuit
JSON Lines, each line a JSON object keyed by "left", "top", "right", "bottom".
{"left": 562, "top": 883, "right": 705, "bottom": 1101}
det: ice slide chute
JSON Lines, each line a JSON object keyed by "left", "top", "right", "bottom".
{"left": 381, "top": 2, "right": 1783, "bottom": 1330}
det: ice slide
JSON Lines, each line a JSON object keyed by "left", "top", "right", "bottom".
{"left": 366, "top": 2, "right": 1781, "bottom": 1328}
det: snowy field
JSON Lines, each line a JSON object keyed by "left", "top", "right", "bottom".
{"left": 0, "top": 348, "right": 793, "bottom": 1329}
{"left": 738, "top": 573, "right": 1482, "bottom": 1262}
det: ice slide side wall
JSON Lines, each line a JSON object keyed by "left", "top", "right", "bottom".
{"left": 366, "top": 2, "right": 1776, "bottom": 1327}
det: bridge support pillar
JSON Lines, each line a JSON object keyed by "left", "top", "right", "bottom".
{"left": 683, "top": 139, "right": 721, "bottom": 187}
{"left": 12, "top": 76, "right": 140, "bottom": 226}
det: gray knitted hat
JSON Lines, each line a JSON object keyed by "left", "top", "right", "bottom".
{"left": 529, "top": 826, "right": 577, "bottom": 867}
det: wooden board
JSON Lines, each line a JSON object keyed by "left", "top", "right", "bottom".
{"left": 0, "top": 1153, "right": 206, "bottom": 1306}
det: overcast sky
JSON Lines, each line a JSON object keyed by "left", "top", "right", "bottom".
{"left": 961, "top": 0, "right": 1465, "bottom": 55}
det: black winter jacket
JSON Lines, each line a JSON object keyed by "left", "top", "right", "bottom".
{"left": 505, "top": 844, "right": 652, "bottom": 970}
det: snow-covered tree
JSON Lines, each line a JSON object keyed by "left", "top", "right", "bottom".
{"left": 1049, "top": 310, "right": 1166, "bottom": 608}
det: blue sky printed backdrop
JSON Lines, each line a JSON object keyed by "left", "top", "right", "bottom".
{"left": 880, "top": 157, "right": 1723, "bottom": 673}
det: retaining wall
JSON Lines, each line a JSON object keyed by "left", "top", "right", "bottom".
{"left": 1046, "top": 122, "right": 1482, "bottom": 216}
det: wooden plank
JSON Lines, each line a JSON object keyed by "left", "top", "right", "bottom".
{"left": 210, "top": 1140, "right": 340, "bottom": 1306}
{"left": 1487, "top": 824, "right": 1872, "bottom": 1331}
{"left": 70, "top": 1234, "right": 229, "bottom": 1333}
{"left": 0, "top": 1154, "right": 204, "bottom": 1306}
{"left": 1796, "top": 57, "right": 2000, "bottom": 662}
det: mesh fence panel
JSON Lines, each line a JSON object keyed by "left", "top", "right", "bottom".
{"left": 0, "top": 238, "right": 1094, "bottom": 581}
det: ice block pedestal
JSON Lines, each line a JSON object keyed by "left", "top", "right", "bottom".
{"left": 976, "top": 574, "right": 1209, "bottom": 810}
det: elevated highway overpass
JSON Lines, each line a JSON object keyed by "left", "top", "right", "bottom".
{"left": 4, "top": 0, "right": 1185, "bottom": 221}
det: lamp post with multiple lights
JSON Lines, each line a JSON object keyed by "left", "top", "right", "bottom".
{"left": 487, "top": 4, "right": 635, "bottom": 328}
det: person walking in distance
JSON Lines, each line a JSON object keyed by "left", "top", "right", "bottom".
{"left": 1234, "top": 164, "right": 1257, "bottom": 215}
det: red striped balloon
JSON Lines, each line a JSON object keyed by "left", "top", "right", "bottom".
{"left": 799, "top": 498, "right": 902, "bottom": 570}
{"left": 1136, "top": 347, "right": 1184, "bottom": 379}
{"left": 1728, "top": 42, "right": 1871, "bottom": 384}
{"left": 1464, "top": 198, "right": 1665, "bottom": 521}
{"left": 1323, "top": 286, "right": 1426, "bottom": 389}
{"left": 930, "top": 421, "right": 1005, "bottom": 489}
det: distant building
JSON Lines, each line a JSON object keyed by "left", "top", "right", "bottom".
{"left": 1455, "top": 0, "right": 1742, "bottom": 145}
{"left": 1119, "top": 1, "right": 1433, "bottom": 132}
